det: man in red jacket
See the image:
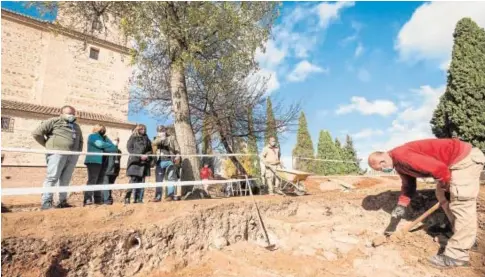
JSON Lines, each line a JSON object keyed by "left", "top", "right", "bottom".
{"left": 368, "top": 138, "right": 484, "bottom": 268}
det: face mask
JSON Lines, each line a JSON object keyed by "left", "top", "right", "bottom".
{"left": 270, "top": 142, "right": 276, "bottom": 147}
{"left": 158, "top": 132, "right": 166, "bottom": 139}
{"left": 382, "top": 167, "right": 394, "bottom": 173}
{"left": 63, "top": 114, "right": 76, "bottom": 123}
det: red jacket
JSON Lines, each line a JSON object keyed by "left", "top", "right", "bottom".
{"left": 200, "top": 167, "right": 213, "bottom": 180}
{"left": 389, "top": 138, "right": 472, "bottom": 207}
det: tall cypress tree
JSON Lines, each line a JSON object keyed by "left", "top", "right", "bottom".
{"left": 247, "top": 107, "right": 260, "bottom": 177}
{"left": 343, "top": 135, "right": 360, "bottom": 174}
{"left": 430, "top": 17, "right": 485, "bottom": 150}
{"left": 334, "top": 138, "right": 345, "bottom": 175}
{"left": 292, "top": 112, "right": 315, "bottom": 172}
{"left": 316, "top": 130, "right": 340, "bottom": 175}
{"left": 265, "top": 98, "right": 278, "bottom": 145}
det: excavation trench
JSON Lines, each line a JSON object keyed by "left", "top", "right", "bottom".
{"left": 1, "top": 200, "right": 299, "bottom": 277}
{"left": 2, "top": 189, "right": 484, "bottom": 277}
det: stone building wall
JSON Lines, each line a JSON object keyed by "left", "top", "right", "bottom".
{"left": 1, "top": 11, "right": 132, "bottom": 120}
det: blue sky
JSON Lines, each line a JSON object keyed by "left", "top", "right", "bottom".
{"left": 254, "top": 1, "right": 485, "bottom": 168}
{"left": 4, "top": 1, "right": 485, "bottom": 168}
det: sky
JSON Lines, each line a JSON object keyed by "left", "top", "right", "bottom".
{"left": 4, "top": 1, "right": 485, "bottom": 169}
{"left": 253, "top": 1, "right": 485, "bottom": 168}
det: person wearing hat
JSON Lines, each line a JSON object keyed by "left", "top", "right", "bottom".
{"left": 152, "top": 125, "right": 181, "bottom": 202}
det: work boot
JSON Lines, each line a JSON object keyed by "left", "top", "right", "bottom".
{"left": 41, "top": 201, "right": 53, "bottom": 210}
{"left": 428, "top": 254, "right": 470, "bottom": 268}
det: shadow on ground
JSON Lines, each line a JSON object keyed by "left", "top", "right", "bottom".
{"left": 361, "top": 189, "right": 449, "bottom": 226}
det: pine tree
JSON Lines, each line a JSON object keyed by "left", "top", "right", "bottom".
{"left": 265, "top": 98, "right": 278, "bottom": 145}
{"left": 334, "top": 138, "right": 345, "bottom": 175}
{"left": 430, "top": 17, "right": 485, "bottom": 150}
{"left": 292, "top": 112, "right": 315, "bottom": 172}
{"left": 247, "top": 107, "right": 260, "bottom": 177}
{"left": 343, "top": 135, "right": 360, "bottom": 174}
{"left": 316, "top": 130, "right": 340, "bottom": 175}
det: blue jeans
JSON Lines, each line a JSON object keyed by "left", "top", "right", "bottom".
{"left": 155, "top": 160, "right": 176, "bottom": 199}
{"left": 41, "top": 154, "right": 79, "bottom": 205}
{"left": 103, "top": 175, "right": 117, "bottom": 204}
{"left": 125, "top": 176, "right": 145, "bottom": 203}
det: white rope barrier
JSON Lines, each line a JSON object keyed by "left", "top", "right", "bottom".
{"left": 310, "top": 174, "right": 398, "bottom": 178}
{"left": 1, "top": 147, "right": 256, "bottom": 158}
{"left": 1, "top": 178, "right": 256, "bottom": 196}
{"left": 295, "top": 157, "right": 362, "bottom": 164}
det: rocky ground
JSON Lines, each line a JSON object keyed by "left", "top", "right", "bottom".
{"left": 1, "top": 176, "right": 484, "bottom": 277}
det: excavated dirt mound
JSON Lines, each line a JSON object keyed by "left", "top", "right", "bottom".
{"left": 2, "top": 179, "right": 484, "bottom": 277}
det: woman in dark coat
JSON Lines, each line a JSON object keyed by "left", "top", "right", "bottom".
{"left": 125, "top": 124, "right": 152, "bottom": 204}
{"left": 103, "top": 137, "right": 122, "bottom": 205}
{"left": 84, "top": 124, "right": 118, "bottom": 206}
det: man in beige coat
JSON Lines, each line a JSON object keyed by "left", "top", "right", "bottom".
{"left": 261, "top": 137, "right": 284, "bottom": 195}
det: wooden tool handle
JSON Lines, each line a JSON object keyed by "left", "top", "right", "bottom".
{"left": 401, "top": 202, "right": 440, "bottom": 233}
{"left": 372, "top": 202, "right": 441, "bottom": 247}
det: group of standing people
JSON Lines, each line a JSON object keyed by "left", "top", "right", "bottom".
{"left": 32, "top": 105, "right": 183, "bottom": 210}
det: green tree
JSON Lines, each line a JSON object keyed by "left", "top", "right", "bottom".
{"left": 292, "top": 112, "right": 315, "bottom": 172}
{"left": 430, "top": 17, "right": 485, "bottom": 150}
{"left": 316, "top": 130, "right": 340, "bottom": 175}
{"left": 333, "top": 138, "right": 346, "bottom": 175}
{"left": 247, "top": 106, "right": 260, "bottom": 177}
{"left": 33, "top": 2, "right": 280, "bottom": 181}
{"left": 265, "top": 98, "right": 278, "bottom": 145}
{"left": 342, "top": 135, "right": 360, "bottom": 174}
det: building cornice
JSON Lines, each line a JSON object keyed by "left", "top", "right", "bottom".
{"left": 1, "top": 8, "right": 131, "bottom": 55}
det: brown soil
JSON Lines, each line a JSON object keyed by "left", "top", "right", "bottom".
{"left": 2, "top": 177, "right": 484, "bottom": 277}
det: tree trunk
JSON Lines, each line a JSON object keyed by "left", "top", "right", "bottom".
{"left": 211, "top": 111, "right": 248, "bottom": 176}
{"left": 170, "top": 62, "right": 200, "bottom": 183}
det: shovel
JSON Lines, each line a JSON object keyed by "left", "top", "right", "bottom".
{"left": 246, "top": 176, "right": 278, "bottom": 251}
{"left": 372, "top": 202, "right": 440, "bottom": 247}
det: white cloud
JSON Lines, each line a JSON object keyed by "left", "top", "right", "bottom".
{"left": 341, "top": 21, "right": 363, "bottom": 46}
{"left": 255, "top": 2, "right": 354, "bottom": 94}
{"left": 248, "top": 68, "right": 280, "bottom": 96}
{"left": 287, "top": 60, "right": 328, "bottom": 82}
{"left": 258, "top": 68, "right": 280, "bottom": 95}
{"left": 315, "top": 1, "right": 355, "bottom": 29}
{"left": 357, "top": 68, "right": 371, "bottom": 82}
{"left": 396, "top": 2, "right": 485, "bottom": 68}
{"left": 354, "top": 42, "right": 364, "bottom": 58}
{"left": 353, "top": 128, "right": 384, "bottom": 139}
{"left": 255, "top": 40, "right": 286, "bottom": 69}
{"left": 371, "top": 85, "right": 445, "bottom": 151}
{"left": 336, "top": 96, "right": 398, "bottom": 116}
